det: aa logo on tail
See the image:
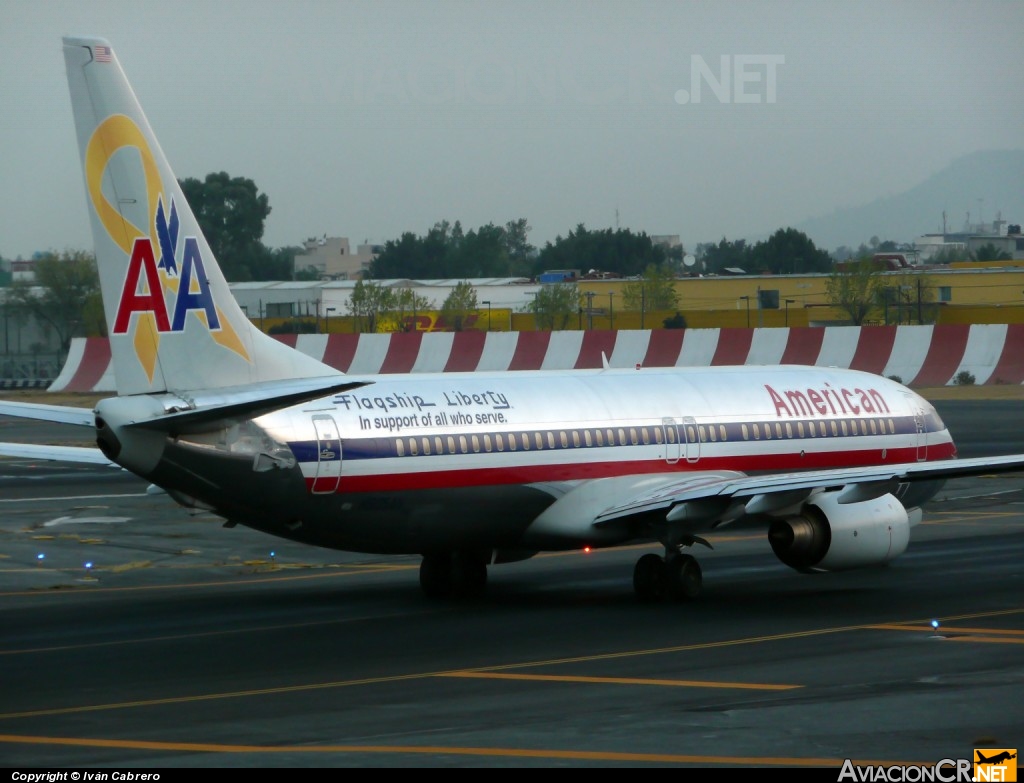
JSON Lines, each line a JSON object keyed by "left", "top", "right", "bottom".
{"left": 86, "top": 114, "right": 248, "bottom": 381}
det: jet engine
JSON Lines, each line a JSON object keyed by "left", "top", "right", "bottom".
{"left": 768, "top": 491, "right": 910, "bottom": 572}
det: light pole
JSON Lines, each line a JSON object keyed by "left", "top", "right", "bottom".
{"left": 325, "top": 306, "right": 336, "bottom": 333}
{"left": 785, "top": 299, "right": 795, "bottom": 326}
{"left": 740, "top": 295, "right": 750, "bottom": 328}
{"left": 482, "top": 300, "right": 491, "bottom": 331}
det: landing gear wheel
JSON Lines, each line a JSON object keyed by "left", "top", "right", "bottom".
{"left": 665, "top": 554, "right": 702, "bottom": 601}
{"left": 633, "top": 553, "right": 665, "bottom": 601}
{"left": 419, "top": 553, "right": 453, "bottom": 599}
{"left": 420, "top": 552, "right": 489, "bottom": 600}
{"left": 451, "top": 552, "right": 488, "bottom": 600}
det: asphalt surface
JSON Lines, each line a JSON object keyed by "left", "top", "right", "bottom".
{"left": 0, "top": 400, "right": 1022, "bottom": 768}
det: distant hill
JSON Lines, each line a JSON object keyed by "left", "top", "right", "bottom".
{"left": 764, "top": 149, "right": 1024, "bottom": 252}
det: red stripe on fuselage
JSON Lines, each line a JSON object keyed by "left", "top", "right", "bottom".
{"left": 306, "top": 442, "right": 957, "bottom": 494}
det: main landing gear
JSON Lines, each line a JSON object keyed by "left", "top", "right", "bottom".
{"left": 419, "top": 552, "right": 488, "bottom": 600}
{"left": 632, "top": 550, "right": 703, "bottom": 602}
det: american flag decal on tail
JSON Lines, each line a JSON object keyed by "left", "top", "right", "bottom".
{"left": 94, "top": 45, "right": 112, "bottom": 62}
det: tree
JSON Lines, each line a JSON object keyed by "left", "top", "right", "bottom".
{"left": 699, "top": 237, "right": 750, "bottom": 274}
{"left": 748, "top": 228, "right": 832, "bottom": 275}
{"left": 825, "top": 259, "right": 884, "bottom": 325}
{"left": 503, "top": 218, "right": 535, "bottom": 276}
{"left": 178, "top": 172, "right": 272, "bottom": 281}
{"left": 6, "top": 250, "right": 104, "bottom": 354}
{"left": 662, "top": 312, "right": 687, "bottom": 329}
{"left": 392, "top": 287, "right": 434, "bottom": 332}
{"left": 527, "top": 283, "right": 579, "bottom": 331}
{"left": 622, "top": 263, "right": 680, "bottom": 312}
{"left": 440, "top": 281, "right": 478, "bottom": 331}
{"left": 534, "top": 224, "right": 668, "bottom": 278}
{"left": 347, "top": 279, "right": 395, "bottom": 333}
{"left": 882, "top": 271, "right": 938, "bottom": 325}
{"left": 971, "top": 242, "right": 1012, "bottom": 262}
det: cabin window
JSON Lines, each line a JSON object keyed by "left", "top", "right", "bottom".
{"left": 396, "top": 439, "right": 406, "bottom": 457}
{"left": 409, "top": 438, "right": 419, "bottom": 456}
{"left": 434, "top": 436, "right": 443, "bottom": 454}
{"left": 560, "top": 431, "right": 569, "bottom": 448}
{"left": 741, "top": 423, "right": 749, "bottom": 440}
{"left": 870, "top": 419, "right": 877, "bottom": 435}
{"left": 629, "top": 428, "right": 638, "bottom": 445}
{"left": 496, "top": 434, "right": 504, "bottom": 452}
{"left": 447, "top": 436, "right": 456, "bottom": 453}
{"left": 698, "top": 425, "right": 707, "bottom": 442}
{"left": 887, "top": 419, "right": 895, "bottom": 434}
{"left": 535, "top": 432, "right": 544, "bottom": 450}
{"left": 572, "top": 431, "right": 581, "bottom": 448}
{"left": 595, "top": 429, "right": 604, "bottom": 447}
{"left": 752, "top": 423, "right": 760, "bottom": 440}
{"left": 617, "top": 428, "right": 625, "bottom": 446}
{"left": 521, "top": 433, "right": 530, "bottom": 450}
{"left": 584, "top": 430, "right": 593, "bottom": 447}
{"left": 421, "top": 437, "right": 431, "bottom": 455}
{"left": 774, "top": 423, "right": 782, "bottom": 438}
{"left": 818, "top": 421, "right": 826, "bottom": 437}
{"left": 840, "top": 420, "right": 848, "bottom": 436}
{"left": 719, "top": 425, "right": 727, "bottom": 441}
{"left": 508, "top": 434, "right": 516, "bottom": 451}
{"left": 472, "top": 435, "right": 480, "bottom": 453}
{"left": 763, "top": 422, "right": 771, "bottom": 440}
{"left": 859, "top": 420, "right": 867, "bottom": 435}
{"left": 642, "top": 428, "right": 650, "bottom": 445}
{"left": 459, "top": 435, "right": 468, "bottom": 453}
{"left": 797, "top": 422, "right": 805, "bottom": 438}
{"left": 708, "top": 425, "right": 716, "bottom": 442}
{"left": 484, "top": 434, "right": 492, "bottom": 452}
{"left": 686, "top": 425, "right": 697, "bottom": 444}
{"left": 830, "top": 421, "right": 838, "bottom": 437}
{"left": 654, "top": 428, "right": 664, "bottom": 444}
{"left": 785, "top": 422, "right": 792, "bottom": 438}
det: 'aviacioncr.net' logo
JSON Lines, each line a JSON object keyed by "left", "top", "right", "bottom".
{"left": 975, "top": 749, "right": 1017, "bottom": 782}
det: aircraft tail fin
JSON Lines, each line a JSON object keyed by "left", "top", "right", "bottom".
{"left": 62, "top": 37, "right": 337, "bottom": 396}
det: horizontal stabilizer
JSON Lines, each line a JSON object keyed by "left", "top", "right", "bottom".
{"left": 0, "top": 442, "right": 114, "bottom": 466}
{"left": 0, "top": 401, "right": 95, "bottom": 427}
{"left": 126, "top": 377, "right": 372, "bottom": 433}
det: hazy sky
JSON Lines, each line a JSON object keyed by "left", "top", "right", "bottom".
{"left": 3, "top": 0, "right": 1022, "bottom": 260}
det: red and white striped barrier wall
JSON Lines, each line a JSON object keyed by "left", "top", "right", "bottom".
{"left": 49, "top": 324, "right": 1024, "bottom": 393}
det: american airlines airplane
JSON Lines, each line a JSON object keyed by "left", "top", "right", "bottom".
{"left": 3, "top": 36, "right": 1024, "bottom": 602}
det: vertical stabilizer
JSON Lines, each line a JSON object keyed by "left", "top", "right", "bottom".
{"left": 62, "top": 37, "right": 337, "bottom": 395}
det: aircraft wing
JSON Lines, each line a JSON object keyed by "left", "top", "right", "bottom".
{"left": 0, "top": 442, "right": 114, "bottom": 466}
{"left": 592, "top": 454, "right": 1024, "bottom": 529}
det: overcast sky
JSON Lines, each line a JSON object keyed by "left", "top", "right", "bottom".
{"left": 3, "top": 0, "right": 1022, "bottom": 260}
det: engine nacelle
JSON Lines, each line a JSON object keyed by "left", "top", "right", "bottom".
{"left": 768, "top": 491, "right": 910, "bottom": 572}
